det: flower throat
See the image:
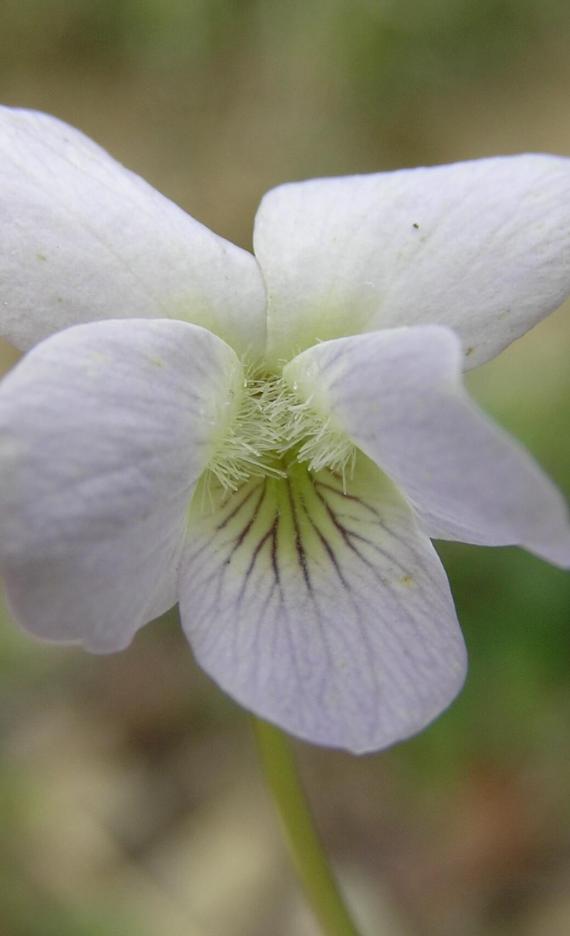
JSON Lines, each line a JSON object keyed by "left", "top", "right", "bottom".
{"left": 207, "top": 364, "right": 355, "bottom": 493}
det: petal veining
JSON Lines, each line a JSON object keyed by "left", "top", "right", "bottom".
{"left": 0, "top": 107, "right": 266, "bottom": 356}
{"left": 0, "top": 318, "right": 240, "bottom": 651}
{"left": 180, "top": 456, "right": 466, "bottom": 753}
{"left": 254, "top": 156, "right": 570, "bottom": 367}
{"left": 285, "top": 326, "right": 570, "bottom": 567}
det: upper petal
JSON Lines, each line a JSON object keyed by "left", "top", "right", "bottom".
{"left": 285, "top": 326, "right": 570, "bottom": 567}
{"left": 180, "top": 458, "right": 466, "bottom": 753}
{"left": 0, "top": 318, "right": 240, "bottom": 651}
{"left": 254, "top": 156, "right": 570, "bottom": 367}
{"left": 0, "top": 107, "right": 266, "bottom": 356}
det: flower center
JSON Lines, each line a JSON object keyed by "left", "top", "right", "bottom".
{"left": 207, "top": 363, "right": 355, "bottom": 493}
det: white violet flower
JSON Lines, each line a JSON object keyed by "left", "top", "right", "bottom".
{"left": 0, "top": 107, "right": 569, "bottom": 753}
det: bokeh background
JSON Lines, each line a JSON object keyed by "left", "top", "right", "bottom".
{"left": 1, "top": 1, "right": 570, "bottom": 934}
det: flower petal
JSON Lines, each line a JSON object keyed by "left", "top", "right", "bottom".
{"left": 0, "top": 107, "right": 266, "bottom": 356}
{"left": 0, "top": 318, "right": 241, "bottom": 651}
{"left": 254, "top": 156, "right": 570, "bottom": 367}
{"left": 285, "top": 326, "right": 570, "bottom": 567}
{"left": 180, "top": 458, "right": 466, "bottom": 753}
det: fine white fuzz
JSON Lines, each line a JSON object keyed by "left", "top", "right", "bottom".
{"left": 207, "top": 364, "right": 356, "bottom": 491}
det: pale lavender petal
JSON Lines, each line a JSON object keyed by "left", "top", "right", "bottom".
{"left": 0, "top": 107, "right": 266, "bottom": 356}
{"left": 179, "top": 459, "right": 466, "bottom": 753}
{"left": 285, "top": 326, "right": 570, "bottom": 567}
{"left": 0, "top": 318, "right": 240, "bottom": 651}
{"left": 254, "top": 156, "right": 570, "bottom": 367}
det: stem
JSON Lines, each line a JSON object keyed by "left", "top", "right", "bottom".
{"left": 254, "top": 718, "right": 364, "bottom": 936}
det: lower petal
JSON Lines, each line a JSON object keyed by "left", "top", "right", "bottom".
{"left": 180, "top": 456, "right": 466, "bottom": 753}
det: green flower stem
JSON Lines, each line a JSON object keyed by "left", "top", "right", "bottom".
{"left": 254, "top": 718, "right": 364, "bottom": 936}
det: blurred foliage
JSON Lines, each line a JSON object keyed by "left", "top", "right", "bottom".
{"left": 1, "top": 1, "right": 570, "bottom": 934}
{"left": 3, "top": 0, "right": 570, "bottom": 74}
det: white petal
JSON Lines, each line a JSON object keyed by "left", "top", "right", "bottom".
{"left": 285, "top": 326, "right": 570, "bottom": 567}
{"left": 0, "top": 319, "right": 240, "bottom": 651}
{"left": 254, "top": 156, "right": 570, "bottom": 367}
{"left": 180, "top": 459, "right": 466, "bottom": 753}
{"left": 0, "top": 107, "right": 266, "bottom": 356}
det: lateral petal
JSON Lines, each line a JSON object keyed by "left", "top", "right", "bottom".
{"left": 0, "top": 318, "right": 240, "bottom": 651}
{"left": 285, "top": 326, "right": 570, "bottom": 567}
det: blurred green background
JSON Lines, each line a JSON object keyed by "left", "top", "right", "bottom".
{"left": 1, "top": 1, "right": 570, "bottom": 934}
